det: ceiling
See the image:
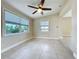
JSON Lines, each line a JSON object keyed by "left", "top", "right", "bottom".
{"left": 3, "top": 0, "right": 67, "bottom": 18}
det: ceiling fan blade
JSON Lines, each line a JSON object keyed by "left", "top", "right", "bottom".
{"left": 40, "top": 0, "right": 45, "bottom": 6}
{"left": 32, "top": 10, "right": 37, "bottom": 14}
{"left": 42, "top": 8, "right": 52, "bottom": 10}
{"left": 27, "top": 5, "right": 38, "bottom": 9}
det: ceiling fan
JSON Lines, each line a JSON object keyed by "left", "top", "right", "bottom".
{"left": 27, "top": 0, "right": 52, "bottom": 15}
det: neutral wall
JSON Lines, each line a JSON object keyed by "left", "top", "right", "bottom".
{"left": 59, "top": 0, "right": 77, "bottom": 56}
{"left": 33, "top": 15, "right": 73, "bottom": 51}
{"left": 61, "top": 0, "right": 77, "bottom": 57}
{"left": 1, "top": 5, "right": 33, "bottom": 51}
{"left": 1, "top": 19, "right": 33, "bottom": 50}
{"left": 33, "top": 15, "right": 72, "bottom": 39}
{"left": 60, "top": 17, "right": 72, "bottom": 48}
{"left": 70, "top": 0, "right": 77, "bottom": 55}
{"left": 33, "top": 16, "right": 59, "bottom": 38}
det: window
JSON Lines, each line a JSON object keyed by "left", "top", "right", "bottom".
{"left": 5, "top": 10, "right": 29, "bottom": 34}
{"left": 40, "top": 21, "right": 49, "bottom": 32}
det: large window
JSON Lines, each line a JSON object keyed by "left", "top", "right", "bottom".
{"left": 5, "top": 10, "right": 29, "bottom": 34}
{"left": 40, "top": 21, "right": 49, "bottom": 32}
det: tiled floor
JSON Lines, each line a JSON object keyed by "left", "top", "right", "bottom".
{"left": 2, "top": 39, "right": 75, "bottom": 59}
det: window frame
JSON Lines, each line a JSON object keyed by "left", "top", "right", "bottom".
{"left": 4, "top": 9, "right": 30, "bottom": 36}
{"left": 40, "top": 20, "right": 49, "bottom": 32}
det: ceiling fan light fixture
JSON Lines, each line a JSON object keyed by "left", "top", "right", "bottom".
{"left": 37, "top": 9, "right": 42, "bottom": 13}
{"left": 27, "top": 0, "right": 52, "bottom": 15}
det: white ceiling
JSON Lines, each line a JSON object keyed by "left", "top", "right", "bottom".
{"left": 64, "top": 10, "right": 72, "bottom": 17}
{"left": 4, "top": 0, "right": 67, "bottom": 18}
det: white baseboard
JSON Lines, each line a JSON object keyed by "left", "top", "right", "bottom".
{"left": 33, "top": 37, "right": 60, "bottom": 40}
{"left": 1, "top": 38, "right": 33, "bottom": 54}
{"left": 1, "top": 37, "right": 61, "bottom": 54}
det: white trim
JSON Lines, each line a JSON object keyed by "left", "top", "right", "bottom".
{"left": 33, "top": 37, "right": 61, "bottom": 40}
{"left": 5, "top": 32, "right": 29, "bottom": 37}
{"left": 1, "top": 38, "right": 33, "bottom": 54}
{"left": 1, "top": 37, "right": 61, "bottom": 54}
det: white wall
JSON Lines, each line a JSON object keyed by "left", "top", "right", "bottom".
{"left": 60, "top": 17, "right": 72, "bottom": 48}
{"left": 33, "top": 15, "right": 73, "bottom": 52}
{"left": 70, "top": 0, "right": 77, "bottom": 56}
{"left": 59, "top": 0, "right": 77, "bottom": 57}
{"left": 61, "top": 0, "right": 77, "bottom": 57}
{"left": 33, "top": 16, "right": 71, "bottom": 38}
{"left": 1, "top": 4, "right": 33, "bottom": 52}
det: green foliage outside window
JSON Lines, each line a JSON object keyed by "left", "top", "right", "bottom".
{"left": 6, "top": 23, "right": 28, "bottom": 34}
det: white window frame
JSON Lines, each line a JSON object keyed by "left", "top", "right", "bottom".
{"left": 40, "top": 20, "right": 49, "bottom": 32}
{"left": 4, "top": 10, "right": 29, "bottom": 36}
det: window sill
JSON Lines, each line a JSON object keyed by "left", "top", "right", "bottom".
{"left": 40, "top": 31, "right": 49, "bottom": 32}
{"left": 4, "top": 32, "right": 29, "bottom": 37}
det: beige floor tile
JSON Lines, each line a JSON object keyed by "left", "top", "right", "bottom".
{"left": 1, "top": 39, "right": 75, "bottom": 59}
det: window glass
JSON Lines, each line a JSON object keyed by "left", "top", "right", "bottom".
{"left": 40, "top": 21, "right": 49, "bottom": 32}
{"left": 5, "top": 10, "right": 29, "bottom": 34}
{"left": 6, "top": 23, "right": 20, "bottom": 34}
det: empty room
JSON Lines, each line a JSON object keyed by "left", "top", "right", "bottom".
{"left": 1, "top": 0, "right": 77, "bottom": 59}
